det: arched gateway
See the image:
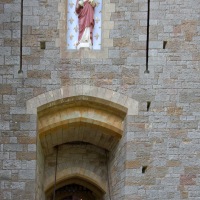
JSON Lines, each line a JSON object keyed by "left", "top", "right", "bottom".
{"left": 26, "top": 85, "right": 138, "bottom": 200}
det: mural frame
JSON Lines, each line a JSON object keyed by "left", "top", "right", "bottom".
{"left": 57, "top": 0, "right": 116, "bottom": 59}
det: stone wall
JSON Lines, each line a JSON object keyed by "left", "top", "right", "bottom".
{"left": 0, "top": 0, "right": 200, "bottom": 199}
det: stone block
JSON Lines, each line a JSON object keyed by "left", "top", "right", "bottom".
{"left": 113, "top": 38, "right": 130, "bottom": 47}
{"left": 4, "top": 39, "right": 20, "bottom": 47}
{"left": 4, "top": 3, "right": 20, "bottom": 13}
{"left": 20, "top": 122, "right": 37, "bottom": 131}
{"left": 103, "top": 21, "right": 114, "bottom": 29}
{"left": 23, "top": 16, "right": 39, "bottom": 26}
{"left": 18, "top": 136, "right": 36, "bottom": 144}
{"left": 5, "top": 56, "right": 19, "bottom": 65}
{"left": 180, "top": 174, "right": 196, "bottom": 185}
{"left": 10, "top": 107, "right": 26, "bottom": 114}
{"left": 0, "top": 56, "right": 4, "bottom": 65}
{"left": 108, "top": 50, "right": 120, "bottom": 58}
{"left": 0, "top": 152, "right": 9, "bottom": 160}
{"left": 3, "top": 144, "right": 23, "bottom": 152}
{"left": 105, "top": 3, "right": 115, "bottom": 12}
{"left": 3, "top": 160, "right": 21, "bottom": 169}
{"left": 0, "top": 170, "right": 11, "bottom": 180}
{"left": 125, "top": 160, "right": 141, "bottom": 169}
{"left": 16, "top": 152, "right": 36, "bottom": 160}
{"left": 127, "top": 57, "right": 146, "bottom": 65}
{"left": 27, "top": 160, "right": 36, "bottom": 169}
{"left": 9, "top": 137, "right": 17, "bottom": 143}
{"left": 19, "top": 170, "right": 35, "bottom": 180}
{"left": 11, "top": 182, "right": 25, "bottom": 190}
{"left": 0, "top": 121, "right": 10, "bottom": 130}
{"left": 0, "top": 47, "right": 11, "bottom": 56}
{"left": 23, "top": 6, "right": 33, "bottom": 16}
{"left": 0, "top": 13, "right": 11, "bottom": 23}
{"left": 27, "top": 70, "right": 51, "bottom": 79}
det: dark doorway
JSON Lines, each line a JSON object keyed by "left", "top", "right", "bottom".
{"left": 52, "top": 184, "right": 96, "bottom": 200}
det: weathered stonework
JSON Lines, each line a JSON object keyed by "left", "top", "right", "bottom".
{"left": 1, "top": 0, "right": 200, "bottom": 199}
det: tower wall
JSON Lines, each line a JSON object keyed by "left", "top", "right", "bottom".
{"left": 0, "top": 0, "right": 200, "bottom": 199}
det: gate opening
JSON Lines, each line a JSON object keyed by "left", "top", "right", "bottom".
{"left": 48, "top": 183, "right": 97, "bottom": 200}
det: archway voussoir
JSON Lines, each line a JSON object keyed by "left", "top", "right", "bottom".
{"left": 27, "top": 96, "right": 43, "bottom": 114}
{"left": 82, "top": 85, "right": 92, "bottom": 96}
{"left": 95, "top": 87, "right": 107, "bottom": 99}
{"left": 67, "top": 85, "right": 77, "bottom": 97}
{"left": 75, "top": 85, "right": 84, "bottom": 96}
{"left": 52, "top": 88, "right": 63, "bottom": 101}
{"left": 45, "top": 91, "right": 55, "bottom": 103}
{"left": 103, "top": 89, "right": 115, "bottom": 102}
{"left": 117, "top": 94, "right": 129, "bottom": 107}
{"left": 61, "top": 86, "right": 70, "bottom": 98}
{"left": 88, "top": 86, "right": 100, "bottom": 97}
{"left": 37, "top": 93, "right": 48, "bottom": 106}
{"left": 110, "top": 91, "right": 121, "bottom": 104}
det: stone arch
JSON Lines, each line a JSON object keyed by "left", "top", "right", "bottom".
{"left": 27, "top": 85, "right": 138, "bottom": 154}
{"left": 26, "top": 85, "right": 138, "bottom": 115}
{"left": 45, "top": 167, "right": 107, "bottom": 196}
{"left": 27, "top": 85, "right": 138, "bottom": 200}
{"left": 44, "top": 143, "right": 108, "bottom": 199}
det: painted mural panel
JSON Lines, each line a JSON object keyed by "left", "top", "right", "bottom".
{"left": 67, "top": 0, "right": 102, "bottom": 50}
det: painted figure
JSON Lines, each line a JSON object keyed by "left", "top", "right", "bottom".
{"left": 75, "top": 0, "right": 96, "bottom": 49}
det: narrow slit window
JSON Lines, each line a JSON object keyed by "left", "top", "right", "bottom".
{"left": 163, "top": 41, "right": 167, "bottom": 49}
{"left": 142, "top": 166, "right": 148, "bottom": 174}
{"left": 147, "top": 101, "right": 151, "bottom": 111}
{"left": 40, "top": 41, "right": 46, "bottom": 49}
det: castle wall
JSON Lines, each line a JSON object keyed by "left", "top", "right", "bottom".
{"left": 0, "top": 0, "right": 200, "bottom": 199}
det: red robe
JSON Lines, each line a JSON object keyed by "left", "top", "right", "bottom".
{"left": 75, "top": 0, "right": 95, "bottom": 44}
